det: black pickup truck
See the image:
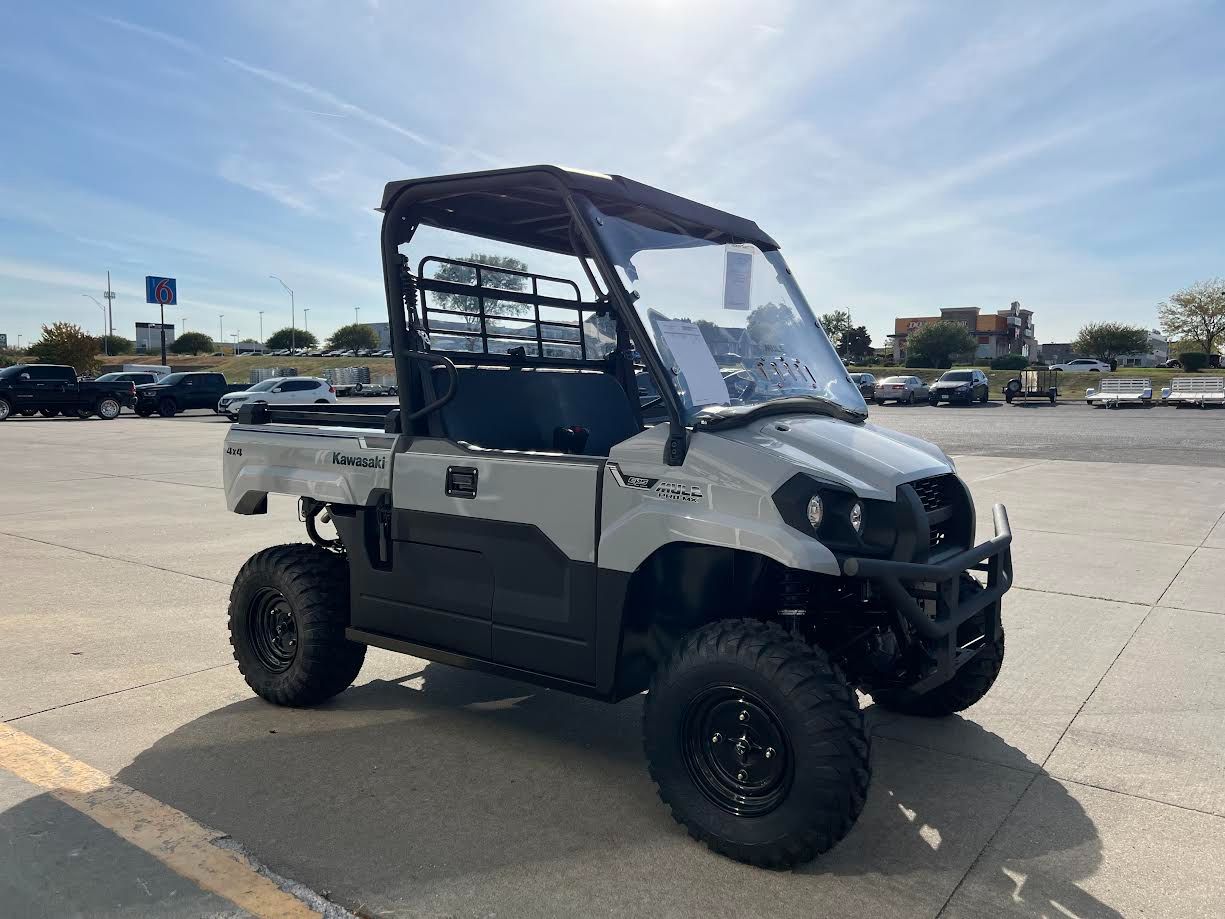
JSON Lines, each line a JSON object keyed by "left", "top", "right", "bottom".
{"left": 134, "top": 371, "right": 247, "bottom": 417}
{"left": 0, "top": 364, "right": 138, "bottom": 421}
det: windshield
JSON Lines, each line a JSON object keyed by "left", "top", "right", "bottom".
{"left": 156, "top": 373, "right": 186, "bottom": 385}
{"left": 587, "top": 205, "right": 865, "bottom": 424}
{"left": 245, "top": 379, "right": 282, "bottom": 392}
{"left": 940, "top": 371, "right": 973, "bottom": 382}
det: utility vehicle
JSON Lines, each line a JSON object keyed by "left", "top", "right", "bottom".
{"left": 223, "top": 166, "right": 1013, "bottom": 869}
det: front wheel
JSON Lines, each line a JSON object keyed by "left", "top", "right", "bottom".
{"left": 0, "top": 397, "right": 11, "bottom": 422}
{"left": 76, "top": 408, "right": 93, "bottom": 419}
{"left": 135, "top": 405, "right": 154, "bottom": 417}
{"left": 157, "top": 398, "right": 177, "bottom": 417}
{"left": 228, "top": 544, "right": 366, "bottom": 706}
{"left": 644, "top": 619, "right": 870, "bottom": 869}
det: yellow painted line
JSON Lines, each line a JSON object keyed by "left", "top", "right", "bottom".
{"left": 0, "top": 721, "right": 322, "bottom": 919}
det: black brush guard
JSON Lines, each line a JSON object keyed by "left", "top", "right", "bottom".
{"left": 840, "top": 504, "right": 1013, "bottom": 693}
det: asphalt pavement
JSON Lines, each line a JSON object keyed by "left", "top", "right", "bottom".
{"left": 1, "top": 407, "right": 1223, "bottom": 918}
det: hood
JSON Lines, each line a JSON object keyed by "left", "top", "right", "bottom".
{"left": 931, "top": 379, "right": 973, "bottom": 390}
{"left": 715, "top": 414, "right": 953, "bottom": 501}
{"left": 135, "top": 383, "right": 168, "bottom": 391}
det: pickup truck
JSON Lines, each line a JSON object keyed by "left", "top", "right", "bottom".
{"left": 134, "top": 371, "right": 248, "bottom": 417}
{"left": 0, "top": 364, "right": 137, "bottom": 421}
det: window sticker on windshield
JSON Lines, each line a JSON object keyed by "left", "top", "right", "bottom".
{"left": 722, "top": 246, "right": 753, "bottom": 311}
{"left": 657, "top": 320, "right": 729, "bottom": 408}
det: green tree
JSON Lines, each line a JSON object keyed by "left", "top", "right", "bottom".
{"left": 746, "top": 302, "right": 799, "bottom": 354}
{"left": 818, "top": 310, "right": 853, "bottom": 344}
{"left": 841, "top": 325, "right": 872, "bottom": 360}
{"left": 326, "top": 323, "right": 379, "bottom": 351}
{"left": 1159, "top": 278, "right": 1225, "bottom": 356}
{"left": 265, "top": 327, "right": 318, "bottom": 350}
{"left": 27, "top": 322, "right": 101, "bottom": 373}
{"left": 431, "top": 253, "right": 529, "bottom": 350}
{"left": 1071, "top": 322, "right": 1149, "bottom": 363}
{"left": 906, "top": 321, "right": 976, "bottom": 368}
{"left": 170, "top": 331, "right": 216, "bottom": 355}
{"left": 101, "top": 334, "right": 133, "bottom": 355}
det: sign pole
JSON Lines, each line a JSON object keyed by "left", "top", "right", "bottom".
{"left": 160, "top": 302, "right": 167, "bottom": 366}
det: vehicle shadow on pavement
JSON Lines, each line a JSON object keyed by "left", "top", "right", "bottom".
{"left": 98, "top": 665, "right": 1117, "bottom": 918}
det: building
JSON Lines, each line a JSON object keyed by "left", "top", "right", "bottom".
{"left": 134, "top": 322, "right": 175, "bottom": 353}
{"left": 888, "top": 302, "right": 1036, "bottom": 364}
{"left": 232, "top": 339, "right": 267, "bottom": 355}
{"left": 362, "top": 321, "right": 392, "bottom": 349}
{"left": 1117, "top": 330, "right": 1169, "bottom": 368}
{"left": 1040, "top": 342, "right": 1076, "bottom": 365}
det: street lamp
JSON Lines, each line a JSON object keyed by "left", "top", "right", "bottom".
{"left": 270, "top": 275, "right": 295, "bottom": 352}
{"left": 303, "top": 308, "right": 310, "bottom": 335}
{"left": 258, "top": 310, "right": 264, "bottom": 345}
{"left": 355, "top": 306, "right": 361, "bottom": 325}
{"left": 82, "top": 294, "right": 108, "bottom": 355}
{"left": 219, "top": 314, "right": 224, "bottom": 348}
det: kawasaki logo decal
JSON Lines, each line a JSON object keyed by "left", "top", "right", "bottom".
{"left": 331, "top": 451, "right": 386, "bottom": 469}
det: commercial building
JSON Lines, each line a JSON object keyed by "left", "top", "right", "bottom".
{"left": 1117, "top": 330, "right": 1169, "bottom": 368}
{"left": 134, "top": 322, "right": 175, "bottom": 353}
{"left": 888, "top": 302, "right": 1036, "bottom": 364}
{"left": 362, "top": 321, "right": 392, "bottom": 349}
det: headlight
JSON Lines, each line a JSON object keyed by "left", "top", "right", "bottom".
{"left": 849, "top": 501, "right": 864, "bottom": 534}
{"left": 805, "top": 494, "right": 824, "bottom": 529}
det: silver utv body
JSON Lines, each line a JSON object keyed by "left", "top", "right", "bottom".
{"left": 224, "top": 165, "right": 1012, "bottom": 701}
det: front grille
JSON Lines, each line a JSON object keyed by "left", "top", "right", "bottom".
{"left": 910, "top": 474, "right": 959, "bottom": 553}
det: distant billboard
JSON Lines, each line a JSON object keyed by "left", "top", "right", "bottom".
{"left": 135, "top": 322, "right": 175, "bottom": 353}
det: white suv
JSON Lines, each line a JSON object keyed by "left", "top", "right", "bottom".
{"left": 219, "top": 377, "right": 337, "bottom": 420}
{"left": 1049, "top": 358, "right": 1111, "bottom": 373}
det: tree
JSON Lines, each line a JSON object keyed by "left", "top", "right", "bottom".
{"left": 101, "top": 334, "right": 133, "bottom": 355}
{"left": 906, "top": 321, "right": 976, "bottom": 368}
{"left": 171, "top": 331, "right": 215, "bottom": 355}
{"left": 1159, "top": 278, "right": 1225, "bottom": 356}
{"left": 746, "top": 302, "right": 799, "bottom": 353}
{"left": 818, "top": 310, "right": 853, "bottom": 344}
{"left": 27, "top": 322, "right": 100, "bottom": 373}
{"left": 1071, "top": 322, "right": 1149, "bottom": 363}
{"left": 431, "top": 253, "right": 529, "bottom": 350}
{"left": 265, "top": 327, "right": 318, "bottom": 350}
{"left": 326, "top": 323, "right": 378, "bottom": 351}
{"left": 841, "top": 325, "right": 872, "bottom": 360}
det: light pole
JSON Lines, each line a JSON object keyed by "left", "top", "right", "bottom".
{"left": 219, "top": 314, "right": 224, "bottom": 348}
{"left": 270, "top": 275, "right": 295, "bottom": 351}
{"left": 103, "top": 270, "right": 116, "bottom": 341}
{"left": 258, "top": 311, "right": 264, "bottom": 345}
{"left": 355, "top": 306, "right": 360, "bottom": 325}
{"left": 232, "top": 332, "right": 240, "bottom": 355}
{"left": 303, "top": 309, "right": 310, "bottom": 335}
{"left": 82, "top": 294, "right": 108, "bottom": 355}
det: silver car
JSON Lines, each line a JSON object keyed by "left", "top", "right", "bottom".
{"left": 874, "top": 375, "right": 929, "bottom": 404}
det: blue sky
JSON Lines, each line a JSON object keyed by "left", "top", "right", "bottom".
{"left": 1, "top": 0, "right": 1223, "bottom": 350}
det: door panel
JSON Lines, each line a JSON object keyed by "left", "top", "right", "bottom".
{"left": 385, "top": 441, "right": 602, "bottom": 682}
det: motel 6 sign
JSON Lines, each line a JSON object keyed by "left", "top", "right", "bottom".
{"left": 145, "top": 276, "right": 177, "bottom": 306}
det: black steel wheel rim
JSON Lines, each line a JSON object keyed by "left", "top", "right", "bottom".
{"left": 682, "top": 685, "right": 792, "bottom": 817}
{"left": 248, "top": 588, "right": 298, "bottom": 673}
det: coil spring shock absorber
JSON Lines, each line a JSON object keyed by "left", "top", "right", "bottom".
{"left": 777, "top": 569, "right": 814, "bottom": 627}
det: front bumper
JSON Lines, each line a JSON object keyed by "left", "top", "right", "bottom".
{"left": 840, "top": 504, "right": 1013, "bottom": 692}
{"left": 929, "top": 388, "right": 971, "bottom": 401}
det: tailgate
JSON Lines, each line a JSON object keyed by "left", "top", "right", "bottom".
{"left": 223, "top": 423, "right": 396, "bottom": 514}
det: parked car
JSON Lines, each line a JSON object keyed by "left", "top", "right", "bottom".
{"left": 95, "top": 371, "right": 160, "bottom": 387}
{"left": 134, "top": 372, "right": 248, "bottom": 417}
{"left": 0, "top": 364, "right": 137, "bottom": 421}
{"left": 848, "top": 372, "right": 876, "bottom": 401}
{"left": 1161, "top": 358, "right": 1182, "bottom": 369}
{"left": 1049, "top": 358, "right": 1111, "bottom": 373}
{"left": 874, "top": 375, "right": 928, "bottom": 404}
{"left": 218, "top": 376, "right": 338, "bottom": 420}
{"left": 928, "top": 369, "right": 989, "bottom": 405}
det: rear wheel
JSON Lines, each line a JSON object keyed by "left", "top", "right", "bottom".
{"left": 644, "top": 619, "right": 870, "bottom": 869}
{"left": 76, "top": 408, "right": 93, "bottom": 419}
{"left": 872, "top": 576, "right": 1004, "bottom": 717}
{"left": 135, "top": 405, "right": 154, "bottom": 417}
{"left": 97, "top": 398, "right": 121, "bottom": 420}
{"left": 228, "top": 544, "right": 366, "bottom": 706}
{"left": 0, "top": 398, "right": 11, "bottom": 421}
{"left": 157, "top": 398, "right": 177, "bottom": 417}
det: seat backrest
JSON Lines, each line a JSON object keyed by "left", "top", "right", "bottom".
{"left": 1100, "top": 377, "right": 1149, "bottom": 392}
{"left": 432, "top": 366, "right": 640, "bottom": 456}
{"left": 1172, "top": 376, "right": 1225, "bottom": 393}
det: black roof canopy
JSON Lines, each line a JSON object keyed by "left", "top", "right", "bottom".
{"left": 380, "top": 165, "right": 778, "bottom": 254}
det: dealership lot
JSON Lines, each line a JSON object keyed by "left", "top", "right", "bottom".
{"left": 2, "top": 409, "right": 1224, "bottom": 918}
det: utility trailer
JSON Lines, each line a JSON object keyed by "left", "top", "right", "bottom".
{"left": 1086, "top": 376, "right": 1153, "bottom": 408}
{"left": 1003, "top": 368, "right": 1059, "bottom": 404}
{"left": 221, "top": 165, "right": 1014, "bottom": 869}
{"left": 1162, "top": 376, "right": 1225, "bottom": 408}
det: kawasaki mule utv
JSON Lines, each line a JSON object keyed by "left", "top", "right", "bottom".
{"left": 223, "top": 166, "right": 1013, "bottom": 868}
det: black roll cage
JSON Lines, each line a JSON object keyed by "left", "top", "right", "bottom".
{"left": 379, "top": 166, "right": 775, "bottom": 466}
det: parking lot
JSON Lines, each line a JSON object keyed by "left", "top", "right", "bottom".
{"left": 2, "top": 406, "right": 1224, "bottom": 918}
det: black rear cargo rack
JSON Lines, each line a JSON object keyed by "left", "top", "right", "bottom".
{"left": 237, "top": 402, "right": 401, "bottom": 432}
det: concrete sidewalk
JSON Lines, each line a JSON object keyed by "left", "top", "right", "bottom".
{"left": 1, "top": 417, "right": 1223, "bottom": 917}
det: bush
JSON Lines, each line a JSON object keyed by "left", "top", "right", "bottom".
{"left": 990, "top": 354, "right": 1029, "bottom": 370}
{"left": 1179, "top": 351, "right": 1209, "bottom": 372}
{"left": 905, "top": 355, "right": 936, "bottom": 369}
{"left": 171, "top": 331, "right": 216, "bottom": 355}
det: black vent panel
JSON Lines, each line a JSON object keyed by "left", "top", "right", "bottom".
{"left": 912, "top": 475, "right": 956, "bottom": 515}
{"left": 908, "top": 474, "right": 962, "bottom": 555}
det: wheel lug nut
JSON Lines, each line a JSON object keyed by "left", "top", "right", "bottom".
{"left": 765, "top": 747, "right": 774, "bottom": 759}
{"left": 737, "top": 770, "right": 748, "bottom": 782}
{"left": 739, "top": 710, "right": 749, "bottom": 722}
{"left": 711, "top": 733, "right": 722, "bottom": 744}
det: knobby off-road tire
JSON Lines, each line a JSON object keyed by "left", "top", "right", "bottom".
{"left": 872, "top": 576, "right": 1005, "bottom": 717}
{"left": 644, "top": 619, "right": 870, "bottom": 869}
{"left": 228, "top": 544, "right": 366, "bottom": 707}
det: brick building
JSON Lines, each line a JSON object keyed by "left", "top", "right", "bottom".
{"left": 888, "top": 302, "right": 1036, "bottom": 364}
